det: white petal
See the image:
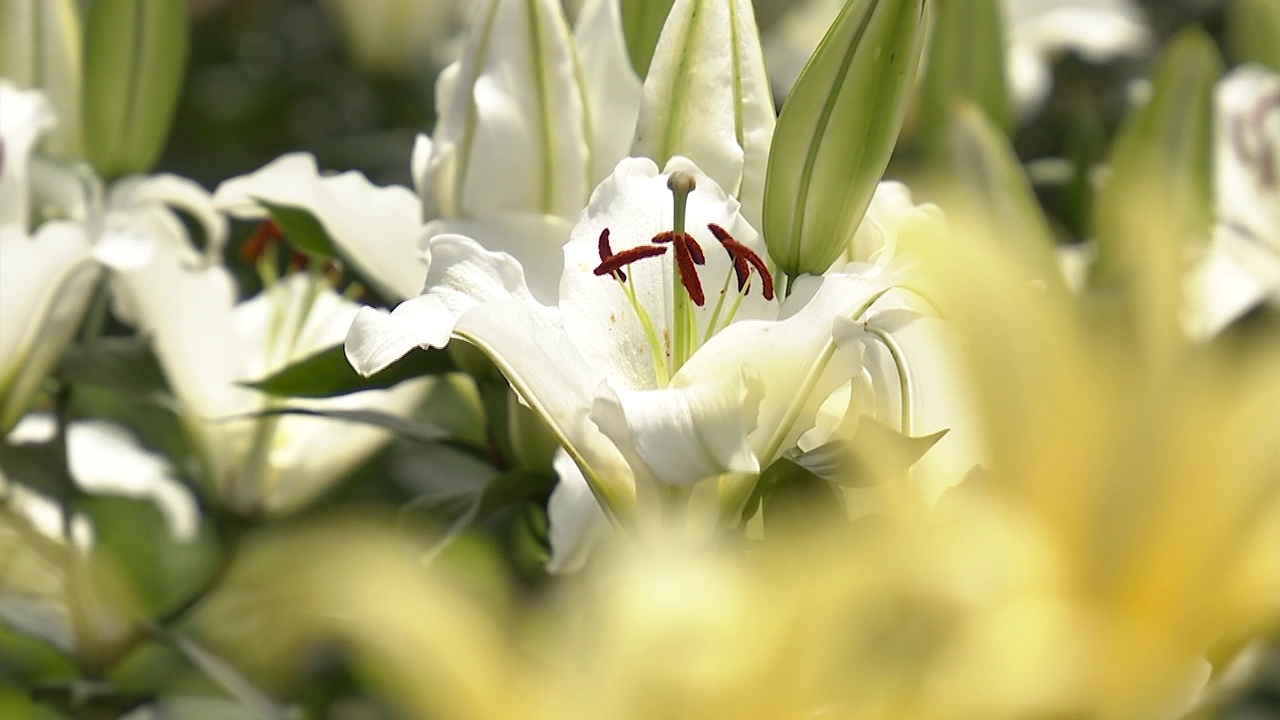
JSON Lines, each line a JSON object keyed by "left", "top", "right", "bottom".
{"left": 423, "top": 213, "right": 572, "bottom": 305}
{"left": 572, "top": 0, "right": 643, "bottom": 186}
{"left": 677, "top": 272, "right": 888, "bottom": 462}
{"left": 0, "top": 223, "right": 96, "bottom": 432}
{"left": 345, "top": 296, "right": 455, "bottom": 376}
{"left": 1183, "top": 226, "right": 1280, "bottom": 339}
{"left": 66, "top": 421, "right": 200, "bottom": 542}
{"left": 1214, "top": 64, "right": 1280, "bottom": 251}
{"left": 213, "top": 153, "right": 425, "bottom": 300}
{"left": 546, "top": 447, "right": 610, "bottom": 573}
{"left": 632, "top": 0, "right": 742, "bottom": 186}
{"left": 426, "top": 0, "right": 592, "bottom": 219}
{"left": 590, "top": 370, "right": 762, "bottom": 487}
{"left": 0, "top": 83, "right": 55, "bottom": 233}
{"left": 411, "top": 132, "right": 434, "bottom": 213}
{"left": 109, "top": 173, "right": 230, "bottom": 262}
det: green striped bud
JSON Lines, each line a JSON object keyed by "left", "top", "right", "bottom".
{"left": 83, "top": 0, "right": 188, "bottom": 178}
{"left": 762, "top": 0, "right": 930, "bottom": 289}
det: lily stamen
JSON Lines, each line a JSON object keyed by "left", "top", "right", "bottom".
{"left": 652, "top": 231, "right": 707, "bottom": 306}
{"left": 594, "top": 228, "right": 669, "bottom": 279}
{"left": 708, "top": 223, "right": 775, "bottom": 301}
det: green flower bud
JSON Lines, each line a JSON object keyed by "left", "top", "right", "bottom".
{"left": 762, "top": 0, "right": 931, "bottom": 288}
{"left": 83, "top": 0, "right": 188, "bottom": 179}
{"left": 917, "top": 0, "right": 1010, "bottom": 158}
{"left": 0, "top": 0, "right": 84, "bottom": 159}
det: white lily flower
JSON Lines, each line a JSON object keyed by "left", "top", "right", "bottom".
{"left": 214, "top": 0, "right": 641, "bottom": 305}
{"left": 763, "top": 0, "right": 1150, "bottom": 115}
{"left": 1185, "top": 64, "right": 1280, "bottom": 338}
{"left": 347, "top": 157, "right": 902, "bottom": 564}
{"left": 0, "top": 84, "right": 96, "bottom": 433}
{"left": 114, "top": 245, "right": 428, "bottom": 516}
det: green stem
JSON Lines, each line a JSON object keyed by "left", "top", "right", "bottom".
{"left": 669, "top": 171, "right": 695, "bottom": 372}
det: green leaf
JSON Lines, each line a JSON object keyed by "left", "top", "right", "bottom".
{"left": 56, "top": 337, "right": 168, "bottom": 398}
{"left": 762, "top": 0, "right": 931, "bottom": 285}
{"left": 78, "top": 496, "right": 217, "bottom": 619}
{"left": 917, "top": 0, "right": 1009, "bottom": 157}
{"left": 245, "top": 344, "right": 453, "bottom": 398}
{"left": 83, "top": 0, "right": 188, "bottom": 178}
{"left": 619, "top": 0, "right": 677, "bottom": 77}
{"left": 1229, "top": 0, "right": 1280, "bottom": 71}
{"left": 943, "top": 102, "right": 1065, "bottom": 291}
{"left": 0, "top": 439, "right": 76, "bottom": 503}
{"left": 258, "top": 201, "right": 336, "bottom": 259}
{"left": 758, "top": 457, "right": 846, "bottom": 536}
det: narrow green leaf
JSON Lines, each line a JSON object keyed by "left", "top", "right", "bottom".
{"left": 83, "top": 0, "right": 188, "bottom": 178}
{"left": 619, "top": 0, "right": 677, "bottom": 77}
{"left": 917, "top": 0, "right": 1010, "bottom": 157}
{"left": 762, "top": 0, "right": 931, "bottom": 284}
{"left": 258, "top": 201, "right": 336, "bottom": 258}
{"left": 1228, "top": 0, "right": 1280, "bottom": 71}
{"left": 245, "top": 344, "right": 453, "bottom": 398}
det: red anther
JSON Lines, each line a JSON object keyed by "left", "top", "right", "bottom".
{"left": 598, "top": 228, "right": 626, "bottom": 281}
{"left": 708, "top": 223, "right": 775, "bottom": 300}
{"left": 671, "top": 236, "right": 705, "bottom": 306}
{"left": 593, "top": 244, "right": 668, "bottom": 277}
{"left": 240, "top": 219, "right": 285, "bottom": 263}
{"left": 684, "top": 234, "right": 705, "bottom": 265}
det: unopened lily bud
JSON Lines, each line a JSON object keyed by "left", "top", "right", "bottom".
{"left": 0, "top": 0, "right": 83, "bottom": 159}
{"left": 917, "top": 0, "right": 1010, "bottom": 158}
{"left": 420, "top": 0, "right": 592, "bottom": 221}
{"left": 83, "top": 0, "right": 188, "bottom": 179}
{"left": 631, "top": 0, "right": 775, "bottom": 228}
{"left": 762, "top": 0, "right": 931, "bottom": 286}
{"left": 1229, "top": 0, "right": 1280, "bottom": 72}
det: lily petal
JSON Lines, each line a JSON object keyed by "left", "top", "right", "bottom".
{"left": 213, "top": 153, "right": 425, "bottom": 301}
{"left": 0, "top": 83, "right": 55, "bottom": 233}
{"left": 0, "top": 222, "right": 97, "bottom": 432}
{"left": 573, "top": 0, "right": 644, "bottom": 186}
{"left": 425, "top": 0, "right": 592, "bottom": 219}
{"left": 423, "top": 213, "right": 572, "bottom": 305}
{"left": 547, "top": 447, "right": 610, "bottom": 573}
{"left": 591, "top": 369, "right": 763, "bottom": 487}
{"left": 631, "top": 0, "right": 775, "bottom": 226}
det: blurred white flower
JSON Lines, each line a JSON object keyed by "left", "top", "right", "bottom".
{"left": 763, "top": 0, "right": 1151, "bottom": 115}
{"left": 320, "top": 0, "right": 471, "bottom": 77}
{"left": 215, "top": 0, "right": 642, "bottom": 305}
{"left": 114, "top": 242, "right": 428, "bottom": 516}
{"left": 1185, "top": 64, "right": 1280, "bottom": 338}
